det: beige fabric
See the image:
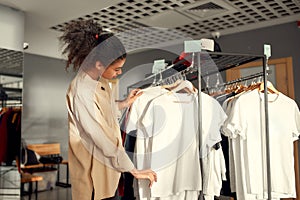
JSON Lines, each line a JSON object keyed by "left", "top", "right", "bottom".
{"left": 66, "top": 70, "right": 135, "bottom": 200}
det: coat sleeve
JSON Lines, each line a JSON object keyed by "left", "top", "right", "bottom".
{"left": 69, "top": 89, "right": 135, "bottom": 173}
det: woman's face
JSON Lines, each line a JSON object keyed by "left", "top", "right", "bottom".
{"left": 101, "top": 58, "right": 125, "bottom": 79}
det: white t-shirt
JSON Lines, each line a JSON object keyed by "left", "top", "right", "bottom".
{"left": 222, "top": 94, "right": 253, "bottom": 200}
{"left": 199, "top": 92, "right": 227, "bottom": 198}
{"left": 127, "top": 87, "right": 201, "bottom": 199}
{"left": 261, "top": 92, "right": 300, "bottom": 198}
{"left": 126, "top": 86, "right": 168, "bottom": 170}
{"left": 127, "top": 87, "right": 228, "bottom": 199}
{"left": 222, "top": 90, "right": 300, "bottom": 199}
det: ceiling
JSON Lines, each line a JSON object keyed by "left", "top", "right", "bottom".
{"left": 51, "top": 0, "right": 300, "bottom": 51}
{"left": 1, "top": 0, "right": 300, "bottom": 54}
{"left": 0, "top": 0, "right": 300, "bottom": 76}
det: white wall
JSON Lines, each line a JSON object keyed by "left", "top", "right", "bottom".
{"left": 24, "top": 25, "right": 62, "bottom": 59}
{"left": 22, "top": 54, "right": 74, "bottom": 160}
{"left": 0, "top": 4, "right": 24, "bottom": 51}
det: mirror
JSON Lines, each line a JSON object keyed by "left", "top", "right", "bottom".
{"left": 0, "top": 47, "right": 23, "bottom": 198}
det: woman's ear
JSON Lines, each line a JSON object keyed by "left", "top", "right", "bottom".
{"left": 95, "top": 61, "right": 103, "bottom": 70}
{"left": 95, "top": 61, "right": 106, "bottom": 74}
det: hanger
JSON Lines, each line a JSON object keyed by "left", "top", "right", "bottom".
{"left": 161, "top": 79, "right": 183, "bottom": 89}
{"left": 258, "top": 81, "right": 279, "bottom": 94}
{"left": 233, "top": 83, "right": 247, "bottom": 94}
{"left": 168, "top": 80, "right": 197, "bottom": 94}
{"left": 245, "top": 79, "right": 260, "bottom": 92}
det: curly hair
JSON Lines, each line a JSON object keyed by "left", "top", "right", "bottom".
{"left": 59, "top": 19, "right": 126, "bottom": 71}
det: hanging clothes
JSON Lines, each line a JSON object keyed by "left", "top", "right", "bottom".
{"left": 6, "top": 108, "right": 21, "bottom": 165}
{"left": 200, "top": 92, "right": 227, "bottom": 200}
{"left": 125, "top": 83, "right": 227, "bottom": 200}
{"left": 221, "top": 89, "right": 300, "bottom": 200}
{"left": 126, "top": 86, "right": 202, "bottom": 199}
{"left": 0, "top": 109, "right": 9, "bottom": 163}
{"left": 0, "top": 107, "right": 21, "bottom": 165}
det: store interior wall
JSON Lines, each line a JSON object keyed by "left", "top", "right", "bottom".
{"left": 0, "top": 5, "right": 24, "bottom": 51}
{"left": 22, "top": 21, "right": 300, "bottom": 173}
{"left": 22, "top": 53, "right": 74, "bottom": 160}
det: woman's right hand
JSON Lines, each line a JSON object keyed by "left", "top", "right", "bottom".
{"left": 130, "top": 168, "right": 157, "bottom": 188}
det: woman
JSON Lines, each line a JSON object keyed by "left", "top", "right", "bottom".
{"left": 60, "top": 19, "right": 157, "bottom": 200}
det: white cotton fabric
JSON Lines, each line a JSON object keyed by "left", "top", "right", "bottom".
{"left": 127, "top": 87, "right": 201, "bottom": 199}
{"left": 127, "top": 86, "right": 228, "bottom": 199}
{"left": 222, "top": 90, "right": 300, "bottom": 200}
{"left": 199, "top": 92, "right": 227, "bottom": 198}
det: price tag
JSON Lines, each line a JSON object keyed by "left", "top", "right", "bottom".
{"left": 264, "top": 44, "right": 271, "bottom": 59}
{"left": 152, "top": 59, "right": 165, "bottom": 74}
{"left": 184, "top": 40, "right": 202, "bottom": 53}
{"left": 200, "top": 38, "right": 214, "bottom": 51}
{"left": 184, "top": 39, "right": 214, "bottom": 53}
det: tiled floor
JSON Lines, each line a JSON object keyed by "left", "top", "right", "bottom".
{"left": 0, "top": 166, "right": 20, "bottom": 200}
{"left": 1, "top": 165, "right": 71, "bottom": 200}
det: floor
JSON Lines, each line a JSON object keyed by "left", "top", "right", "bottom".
{"left": 0, "top": 166, "right": 20, "bottom": 200}
{"left": 21, "top": 187, "right": 72, "bottom": 200}
{"left": 1, "top": 165, "right": 72, "bottom": 200}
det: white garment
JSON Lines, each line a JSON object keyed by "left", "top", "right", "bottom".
{"left": 127, "top": 87, "right": 202, "bottom": 199}
{"left": 222, "top": 90, "right": 300, "bottom": 199}
{"left": 200, "top": 92, "right": 227, "bottom": 158}
{"left": 261, "top": 92, "right": 300, "bottom": 199}
{"left": 222, "top": 94, "right": 252, "bottom": 200}
{"left": 202, "top": 148, "right": 227, "bottom": 199}
{"left": 126, "top": 86, "right": 169, "bottom": 170}
{"left": 199, "top": 93, "right": 227, "bottom": 198}
{"left": 127, "top": 87, "right": 228, "bottom": 199}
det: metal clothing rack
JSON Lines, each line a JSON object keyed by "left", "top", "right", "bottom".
{"left": 127, "top": 51, "right": 263, "bottom": 90}
{"left": 202, "top": 71, "right": 265, "bottom": 93}
{"left": 126, "top": 48, "right": 272, "bottom": 200}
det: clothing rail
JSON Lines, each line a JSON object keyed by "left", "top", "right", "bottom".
{"left": 156, "top": 65, "right": 196, "bottom": 86}
{"left": 125, "top": 50, "right": 271, "bottom": 200}
{"left": 202, "top": 71, "right": 264, "bottom": 93}
{"left": 126, "top": 58, "right": 191, "bottom": 93}
{"left": 127, "top": 52, "right": 262, "bottom": 92}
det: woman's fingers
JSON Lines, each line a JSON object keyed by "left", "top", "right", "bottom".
{"left": 131, "top": 169, "right": 157, "bottom": 188}
{"left": 146, "top": 170, "right": 157, "bottom": 188}
{"left": 126, "top": 88, "right": 143, "bottom": 107}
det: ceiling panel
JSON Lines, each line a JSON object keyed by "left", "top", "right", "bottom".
{"left": 49, "top": 0, "right": 300, "bottom": 52}
{"left": 0, "top": 48, "right": 23, "bottom": 76}
{"left": 0, "top": 48, "right": 23, "bottom": 104}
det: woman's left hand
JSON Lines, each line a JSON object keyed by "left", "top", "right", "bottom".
{"left": 118, "top": 88, "right": 143, "bottom": 109}
{"left": 126, "top": 88, "right": 143, "bottom": 107}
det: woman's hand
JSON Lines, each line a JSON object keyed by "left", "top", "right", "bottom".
{"left": 118, "top": 88, "right": 143, "bottom": 110}
{"left": 130, "top": 168, "right": 157, "bottom": 188}
{"left": 126, "top": 88, "right": 143, "bottom": 107}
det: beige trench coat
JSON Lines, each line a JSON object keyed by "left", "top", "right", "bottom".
{"left": 66, "top": 70, "right": 134, "bottom": 200}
